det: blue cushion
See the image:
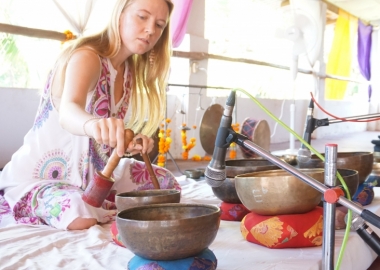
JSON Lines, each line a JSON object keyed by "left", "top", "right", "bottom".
{"left": 128, "top": 248, "right": 217, "bottom": 270}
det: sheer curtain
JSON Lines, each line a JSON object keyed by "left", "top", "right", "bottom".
{"left": 52, "top": 0, "right": 115, "bottom": 36}
{"left": 170, "top": 0, "right": 194, "bottom": 48}
{"left": 358, "top": 20, "right": 373, "bottom": 102}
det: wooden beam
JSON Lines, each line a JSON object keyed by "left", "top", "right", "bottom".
{"left": 172, "top": 50, "right": 313, "bottom": 75}
{"left": 0, "top": 23, "right": 71, "bottom": 41}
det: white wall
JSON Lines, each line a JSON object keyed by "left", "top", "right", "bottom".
{"left": 0, "top": 85, "right": 370, "bottom": 168}
{"left": 0, "top": 87, "right": 39, "bottom": 168}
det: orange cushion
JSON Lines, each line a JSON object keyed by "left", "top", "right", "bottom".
{"left": 240, "top": 206, "right": 323, "bottom": 248}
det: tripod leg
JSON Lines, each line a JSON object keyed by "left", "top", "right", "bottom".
{"left": 167, "top": 151, "right": 183, "bottom": 175}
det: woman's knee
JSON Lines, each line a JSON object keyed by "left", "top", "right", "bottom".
{"left": 67, "top": 217, "right": 97, "bottom": 230}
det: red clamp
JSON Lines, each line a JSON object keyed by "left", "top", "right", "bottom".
{"left": 324, "top": 187, "right": 345, "bottom": 204}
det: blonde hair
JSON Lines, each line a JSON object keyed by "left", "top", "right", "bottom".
{"left": 56, "top": 0, "right": 174, "bottom": 137}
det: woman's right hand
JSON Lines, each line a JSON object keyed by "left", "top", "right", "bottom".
{"left": 90, "top": 117, "right": 126, "bottom": 157}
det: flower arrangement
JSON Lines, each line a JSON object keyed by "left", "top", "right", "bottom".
{"left": 229, "top": 123, "right": 240, "bottom": 159}
{"left": 157, "top": 118, "right": 172, "bottom": 167}
{"left": 62, "top": 30, "right": 75, "bottom": 44}
{"left": 181, "top": 123, "right": 196, "bottom": 160}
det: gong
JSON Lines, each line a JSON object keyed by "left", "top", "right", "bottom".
{"left": 199, "top": 104, "right": 224, "bottom": 155}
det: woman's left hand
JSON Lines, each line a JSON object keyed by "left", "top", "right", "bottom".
{"left": 125, "top": 134, "right": 154, "bottom": 156}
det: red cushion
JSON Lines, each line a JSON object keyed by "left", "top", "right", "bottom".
{"left": 240, "top": 206, "right": 323, "bottom": 248}
{"left": 110, "top": 221, "right": 125, "bottom": 247}
{"left": 219, "top": 202, "right": 250, "bottom": 221}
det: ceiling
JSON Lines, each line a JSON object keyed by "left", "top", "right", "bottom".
{"left": 323, "top": 0, "right": 380, "bottom": 27}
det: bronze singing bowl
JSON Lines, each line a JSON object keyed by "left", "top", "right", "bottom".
{"left": 115, "top": 190, "right": 181, "bottom": 212}
{"left": 297, "top": 151, "right": 373, "bottom": 184}
{"left": 116, "top": 203, "right": 221, "bottom": 260}
{"left": 211, "top": 158, "right": 280, "bottom": 204}
{"left": 235, "top": 168, "right": 325, "bottom": 215}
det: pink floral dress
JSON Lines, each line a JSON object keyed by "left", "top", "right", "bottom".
{"left": 0, "top": 56, "right": 180, "bottom": 230}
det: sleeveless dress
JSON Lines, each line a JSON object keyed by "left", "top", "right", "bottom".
{"left": 0, "top": 56, "right": 180, "bottom": 230}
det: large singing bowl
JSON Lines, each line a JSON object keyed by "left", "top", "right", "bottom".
{"left": 235, "top": 169, "right": 325, "bottom": 215}
{"left": 297, "top": 151, "right": 373, "bottom": 184}
{"left": 212, "top": 159, "right": 279, "bottom": 203}
{"left": 115, "top": 190, "right": 180, "bottom": 212}
{"left": 116, "top": 203, "right": 221, "bottom": 260}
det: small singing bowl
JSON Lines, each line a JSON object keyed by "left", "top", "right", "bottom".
{"left": 115, "top": 189, "right": 181, "bottom": 212}
{"left": 297, "top": 151, "right": 373, "bottom": 184}
{"left": 116, "top": 203, "right": 221, "bottom": 260}
{"left": 184, "top": 169, "right": 202, "bottom": 179}
{"left": 196, "top": 167, "right": 205, "bottom": 177}
{"left": 235, "top": 168, "right": 325, "bottom": 215}
{"left": 212, "top": 158, "right": 279, "bottom": 204}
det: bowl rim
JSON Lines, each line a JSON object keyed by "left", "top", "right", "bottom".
{"left": 116, "top": 189, "right": 180, "bottom": 198}
{"left": 116, "top": 203, "right": 220, "bottom": 221}
{"left": 234, "top": 168, "right": 325, "bottom": 179}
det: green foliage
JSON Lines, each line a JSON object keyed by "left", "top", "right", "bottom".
{"left": 0, "top": 33, "right": 29, "bottom": 87}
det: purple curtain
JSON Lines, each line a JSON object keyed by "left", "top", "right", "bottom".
{"left": 170, "top": 0, "right": 193, "bottom": 48}
{"left": 358, "top": 20, "right": 373, "bottom": 101}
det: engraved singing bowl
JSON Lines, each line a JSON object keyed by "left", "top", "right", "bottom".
{"left": 235, "top": 168, "right": 325, "bottom": 215}
{"left": 115, "top": 190, "right": 181, "bottom": 212}
{"left": 116, "top": 203, "right": 221, "bottom": 260}
{"left": 297, "top": 151, "right": 373, "bottom": 184}
{"left": 211, "top": 158, "right": 280, "bottom": 204}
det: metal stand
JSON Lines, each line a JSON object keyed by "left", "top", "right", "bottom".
{"left": 307, "top": 113, "right": 380, "bottom": 136}
{"left": 222, "top": 129, "right": 380, "bottom": 269}
{"left": 152, "top": 151, "right": 183, "bottom": 175}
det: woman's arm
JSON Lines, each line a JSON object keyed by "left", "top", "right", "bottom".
{"left": 59, "top": 49, "right": 126, "bottom": 157}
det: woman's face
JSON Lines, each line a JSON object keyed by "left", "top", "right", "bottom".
{"left": 119, "top": 0, "right": 170, "bottom": 56}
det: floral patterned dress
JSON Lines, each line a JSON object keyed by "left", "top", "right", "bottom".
{"left": 0, "top": 56, "right": 180, "bottom": 230}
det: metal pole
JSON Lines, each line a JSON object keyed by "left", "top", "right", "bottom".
{"left": 322, "top": 144, "right": 337, "bottom": 270}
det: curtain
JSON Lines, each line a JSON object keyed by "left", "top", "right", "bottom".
{"left": 358, "top": 20, "right": 373, "bottom": 102}
{"left": 325, "top": 9, "right": 356, "bottom": 100}
{"left": 170, "top": 0, "right": 194, "bottom": 48}
{"left": 52, "top": 0, "right": 96, "bottom": 36}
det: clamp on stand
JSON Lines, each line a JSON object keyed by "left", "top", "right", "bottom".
{"left": 222, "top": 128, "right": 380, "bottom": 270}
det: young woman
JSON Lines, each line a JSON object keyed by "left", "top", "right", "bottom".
{"left": 0, "top": 0, "right": 180, "bottom": 230}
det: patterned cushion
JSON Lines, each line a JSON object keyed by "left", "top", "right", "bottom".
{"left": 219, "top": 202, "right": 250, "bottom": 221}
{"left": 240, "top": 206, "right": 323, "bottom": 248}
{"left": 110, "top": 221, "right": 125, "bottom": 247}
{"left": 128, "top": 248, "right": 217, "bottom": 270}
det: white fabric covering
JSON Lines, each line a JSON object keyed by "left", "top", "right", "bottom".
{"left": 0, "top": 175, "right": 379, "bottom": 270}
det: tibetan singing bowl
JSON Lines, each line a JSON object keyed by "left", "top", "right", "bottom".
{"left": 297, "top": 151, "right": 373, "bottom": 184}
{"left": 235, "top": 168, "right": 325, "bottom": 215}
{"left": 116, "top": 203, "right": 221, "bottom": 260}
{"left": 212, "top": 158, "right": 279, "bottom": 204}
{"left": 115, "top": 189, "right": 180, "bottom": 212}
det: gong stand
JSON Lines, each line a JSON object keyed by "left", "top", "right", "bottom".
{"left": 222, "top": 128, "right": 380, "bottom": 270}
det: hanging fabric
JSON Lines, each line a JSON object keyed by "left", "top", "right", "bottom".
{"left": 170, "top": 0, "right": 194, "bottom": 48}
{"left": 325, "top": 9, "right": 357, "bottom": 100}
{"left": 358, "top": 20, "right": 373, "bottom": 102}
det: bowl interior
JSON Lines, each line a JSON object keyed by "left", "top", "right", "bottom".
{"left": 116, "top": 189, "right": 179, "bottom": 198}
{"left": 298, "top": 151, "right": 373, "bottom": 184}
{"left": 118, "top": 203, "right": 219, "bottom": 221}
{"left": 115, "top": 189, "right": 181, "bottom": 212}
